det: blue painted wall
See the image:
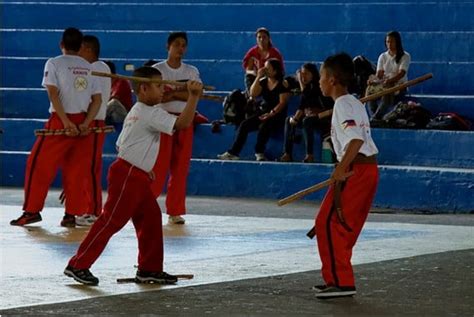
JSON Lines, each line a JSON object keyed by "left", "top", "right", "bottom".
{"left": 1, "top": 0, "right": 473, "bottom": 213}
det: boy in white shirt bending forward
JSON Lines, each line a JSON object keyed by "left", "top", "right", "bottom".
{"left": 65, "top": 66, "right": 202, "bottom": 285}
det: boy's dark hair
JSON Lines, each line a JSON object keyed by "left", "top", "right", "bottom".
{"left": 62, "top": 27, "right": 83, "bottom": 52}
{"left": 167, "top": 31, "right": 188, "bottom": 46}
{"left": 322, "top": 52, "right": 355, "bottom": 87}
{"left": 131, "top": 66, "right": 162, "bottom": 93}
{"left": 386, "top": 30, "right": 405, "bottom": 64}
{"left": 82, "top": 35, "right": 100, "bottom": 57}
{"left": 103, "top": 60, "right": 116, "bottom": 74}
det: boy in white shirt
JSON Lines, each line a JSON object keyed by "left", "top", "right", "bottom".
{"left": 10, "top": 27, "right": 102, "bottom": 227}
{"left": 314, "top": 53, "right": 379, "bottom": 299}
{"left": 64, "top": 66, "right": 202, "bottom": 285}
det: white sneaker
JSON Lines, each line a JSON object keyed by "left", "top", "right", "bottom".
{"left": 255, "top": 153, "right": 267, "bottom": 161}
{"left": 168, "top": 215, "right": 185, "bottom": 225}
{"left": 76, "top": 214, "right": 97, "bottom": 227}
{"left": 217, "top": 152, "right": 239, "bottom": 160}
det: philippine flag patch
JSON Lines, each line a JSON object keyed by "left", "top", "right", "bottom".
{"left": 342, "top": 119, "right": 356, "bottom": 129}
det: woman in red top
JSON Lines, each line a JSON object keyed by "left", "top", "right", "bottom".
{"left": 242, "top": 27, "right": 284, "bottom": 91}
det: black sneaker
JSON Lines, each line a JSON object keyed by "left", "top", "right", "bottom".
{"left": 10, "top": 212, "right": 42, "bottom": 226}
{"left": 135, "top": 270, "right": 178, "bottom": 284}
{"left": 315, "top": 286, "right": 356, "bottom": 299}
{"left": 64, "top": 265, "right": 99, "bottom": 285}
{"left": 311, "top": 284, "right": 327, "bottom": 292}
{"left": 61, "top": 213, "right": 76, "bottom": 228}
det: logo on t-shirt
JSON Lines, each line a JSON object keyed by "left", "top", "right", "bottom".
{"left": 341, "top": 119, "right": 356, "bottom": 130}
{"left": 74, "top": 76, "right": 88, "bottom": 91}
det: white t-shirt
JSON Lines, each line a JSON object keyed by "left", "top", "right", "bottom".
{"left": 376, "top": 51, "right": 411, "bottom": 85}
{"left": 92, "top": 61, "right": 112, "bottom": 120}
{"left": 331, "top": 94, "right": 378, "bottom": 162}
{"left": 42, "top": 55, "right": 101, "bottom": 114}
{"left": 116, "top": 102, "right": 177, "bottom": 172}
{"left": 152, "top": 61, "right": 201, "bottom": 113}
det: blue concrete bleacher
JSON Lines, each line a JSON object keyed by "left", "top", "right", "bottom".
{"left": 1, "top": 0, "right": 473, "bottom": 212}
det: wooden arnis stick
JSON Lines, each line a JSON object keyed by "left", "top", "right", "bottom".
{"left": 35, "top": 125, "right": 115, "bottom": 136}
{"left": 318, "top": 73, "right": 433, "bottom": 119}
{"left": 92, "top": 71, "right": 216, "bottom": 91}
{"left": 277, "top": 171, "right": 354, "bottom": 206}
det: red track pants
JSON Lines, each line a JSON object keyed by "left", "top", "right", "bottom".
{"left": 84, "top": 119, "right": 106, "bottom": 216}
{"left": 23, "top": 113, "right": 93, "bottom": 215}
{"left": 151, "top": 124, "right": 194, "bottom": 216}
{"left": 69, "top": 158, "right": 164, "bottom": 272}
{"left": 315, "top": 162, "right": 378, "bottom": 287}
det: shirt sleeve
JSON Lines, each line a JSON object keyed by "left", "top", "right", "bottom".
{"left": 147, "top": 106, "right": 177, "bottom": 136}
{"left": 89, "top": 69, "right": 102, "bottom": 95}
{"left": 376, "top": 53, "right": 385, "bottom": 72}
{"left": 41, "top": 59, "right": 58, "bottom": 88}
{"left": 190, "top": 66, "right": 202, "bottom": 83}
{"left": 333, "top": 100, "right": 365, "bottom": 152}
{"left": 399, "top": 52, "right": 411, "bottom": 72}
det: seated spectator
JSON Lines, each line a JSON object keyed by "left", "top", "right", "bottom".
{"left": 242, "top": 27, "right": 284, "bottom": 93}
{"left": 103, "top": 60, "right": 133, "bottom": 124}
{"left": 367, "top": 31, "right": 411, "bottom": 119}
{"left": 218, "top": 59, "right": 290, "bottom": 161}
{"left": 280, "top": 63, "right": 333, "bottom": 163}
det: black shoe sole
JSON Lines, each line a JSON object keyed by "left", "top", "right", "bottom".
{"left": 64, "top": 269, "right": 99, "bottom": 286}
{"left": 135, "top": 277, "right": 177, "bottom": 284}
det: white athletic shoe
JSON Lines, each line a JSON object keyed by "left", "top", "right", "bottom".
{"left": 217, "top": 152, "right": 239, "bottom": 160}
{"left": 76, "top": 215, "right": 98, "bottom": 227}
{"left": 168, "top": 215, "right": 186, "bottom": 225}
{"left": 255, "top": 153, "right": 268, "bottom": 161}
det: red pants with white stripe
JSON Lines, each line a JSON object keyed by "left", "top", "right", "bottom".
{"left": 69, "top": 158, "right": 164, "bottom": 271}
{"left": 315, "top": 162, "right": 378, "bottom": 287}
{"left": 84, "top": 119, "right": 106, "bottom": 216}
{"left": 151, "top": 124, "right": 193, "bottom": 216}
{"left": 23, "top": 113, "right": 93, "bottom": 215}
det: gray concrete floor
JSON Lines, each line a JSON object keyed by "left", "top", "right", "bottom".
{"left": 1, "top": 188, "right": 473, "bottom": 316}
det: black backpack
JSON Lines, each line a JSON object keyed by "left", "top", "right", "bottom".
{"left": 223, "top": 89, "right": 247, "bottom": 125}
{"left": 426, "top": 113, "right": 472, "bottom": 131}
{"left": 352, "top": 55, "right": 376, "bottom": 97}
{"left": 372, "top": 101, "right": 432, "bottom": 129}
